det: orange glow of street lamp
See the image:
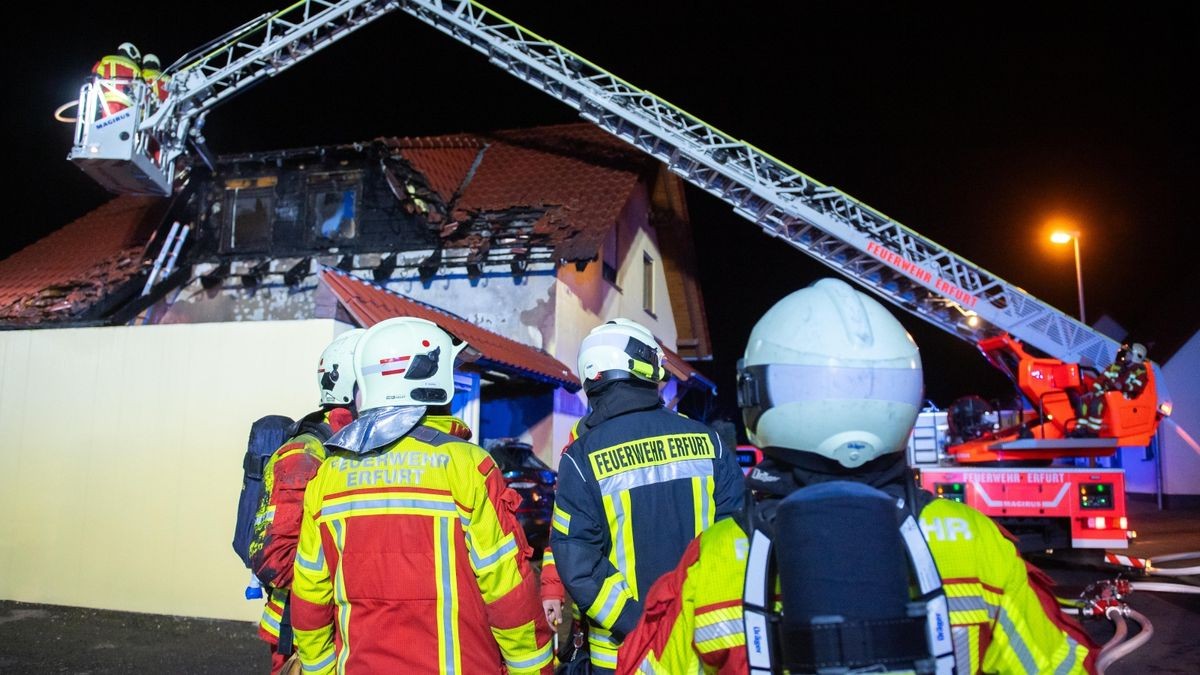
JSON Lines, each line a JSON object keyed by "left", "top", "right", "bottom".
{"left": 1048, "top": 228, "right": 1085, "bottom": 324}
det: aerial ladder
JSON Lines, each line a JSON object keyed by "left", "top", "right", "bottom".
{"left": 67, "top": 0, "right": 1171, "bottom": 548}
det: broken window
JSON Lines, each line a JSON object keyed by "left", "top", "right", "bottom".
{"left": 308, "top": 173, "right": 361, "bottom": 245}
{"left": 222, "top": 187, "right": 274, "bottom": 253}
{"left": 643, "top": 251, "right": 656, "bottom": 316}
{"left": 602, "top": 224, "right": 619, "bottom": 286}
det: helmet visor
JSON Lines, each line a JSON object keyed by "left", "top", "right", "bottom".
{"left": 737, "top": 361, "right": 924, "bottom": 435}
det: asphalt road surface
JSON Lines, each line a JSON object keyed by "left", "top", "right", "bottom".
{"left": 2, "top": 498, "right": 1197, "bottom": 673}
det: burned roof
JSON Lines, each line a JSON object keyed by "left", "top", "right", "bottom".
{"left": 380, "top": 123, "right": 653, "bottom": 262}
{"left": 0, "top": 197, "right": 165, "bottom": 326}
{"left": 1, "top": 123, "right": 661, "bottom": 328}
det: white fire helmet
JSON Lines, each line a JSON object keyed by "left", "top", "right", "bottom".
{"left": 736, "top": 278, "right": 924, "bottom": 468}
{"left": 118, "top": 42, "right": 141, "bottom": 62}
{"left": 577, "top": 318, "right": 666, "bottom": 393}
{"left": 142, "top": 54, "right": 161, "bottom": 71}
{"left": 353, "top": 317, "right": 467, "bottom": 411}
{"left": 1128, "top": 342, "right": 1147, "bottom": 363}
{"left": 318, "top": 328, "right": 365, "bottom": 406}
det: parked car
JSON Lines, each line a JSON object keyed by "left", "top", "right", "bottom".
{"left": 485, "top": 438, "right": 557, "bottom": 558}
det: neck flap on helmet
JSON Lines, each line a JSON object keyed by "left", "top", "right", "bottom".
{"left": 325, "top": 405, "right": 427, "bottom": 455}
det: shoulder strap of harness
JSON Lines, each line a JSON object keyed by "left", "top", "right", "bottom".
{"left": 287, "top": 410, "right": 333, "bottom": 444}
{"left": 742, "top": 490, "right": 956, "bottom": 675}
{"left": 407, "top": 424, "right": 459, "bottom": 447}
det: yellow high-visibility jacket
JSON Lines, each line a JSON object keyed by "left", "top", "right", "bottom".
{"left": 291, "top": 415, "right": 553, "bottom": 674}
{"left": 617, "top": 496, "right": 1096, "bottom": 674}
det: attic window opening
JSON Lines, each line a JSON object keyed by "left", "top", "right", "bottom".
{"left": 308, "top": 174, "right": 361, "bottom": 244}
{"left": 602, "top": 222, "right": 619, "bottom": 287}
{"left": 642, "top": 252, "right": 656, "bottom": 317}
{"left": 222, "top": 186, "right": 274, "bottom": 253}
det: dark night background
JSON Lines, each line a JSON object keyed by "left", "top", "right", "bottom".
{"left": 8, "top": 1, "right": 1197, "bottom": 420}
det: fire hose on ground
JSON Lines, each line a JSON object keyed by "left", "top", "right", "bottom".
{"left": 1074, "top": 578, "right": 1156, "bottom": 674}
{"left": 1073, "top": 549, "right": 1200, "bottom": 672}
{"left": 1096, "top": 606, "right": 1153, "bottom": 674}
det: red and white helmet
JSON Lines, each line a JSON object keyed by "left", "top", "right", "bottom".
{"left": 353, "top": 317, "right": 467, "bottom": 411}
{"left": 318, "top": 328, "right": 365, "bottom": 406}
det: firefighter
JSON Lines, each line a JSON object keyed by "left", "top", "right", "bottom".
{"left": 1075, "top": 342, "right": 1147, "bottom": 437}
{"left": 550, "top": 318, "right": 744, "bottom": 673}
{"left": 249, "top": 328, "right": 364, "bottom": 675}
{"left": 140, "top": 54, "right": 169, "bottom": 106}
{"left": 291, "top": 317, "right": 553, "bottom": 674}
{"left": 90, "top": 42, "right": 142, "bottom": 117}
{"left": 1118, "top": 342, "right": 1149, "bottom": 399}
{"left": 615, "top": 278, "right": 1097, "bottom": 675}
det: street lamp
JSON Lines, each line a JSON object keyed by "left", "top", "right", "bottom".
{"left": 1050, "top": 229, "right": 1085, "bottom": 324}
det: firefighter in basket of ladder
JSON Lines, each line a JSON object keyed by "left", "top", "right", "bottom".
{"left": 90, "top": 42, "right": 142, "bottom": 118}
{"left": 1075, "top": 342, "right": 1149, "bottom": 437}
{"left": 615, "top": 278, "right": 1098, "bottom": 675}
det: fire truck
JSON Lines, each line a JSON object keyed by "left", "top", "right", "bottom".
{"left": 908, "top": 334, "right": 1166, "bottom": 552}
{"left": 62, "top": 0, "right": 1171, "bottom": 550}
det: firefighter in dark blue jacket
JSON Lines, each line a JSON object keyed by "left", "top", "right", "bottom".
{"left": 550, "top": 318, "right": 744, "bottom": 673}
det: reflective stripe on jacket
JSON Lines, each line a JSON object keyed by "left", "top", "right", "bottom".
{"left": 550, "top": 384, "right": 744, "bottom": 670}
{"left": 291, "top": 415, "right": 553, "bottom": 674}
{"left": 616, "top": 497, "right": 1097, "bottom": 674}
{"left": 92, "top": 54, "right": 140, "bottom": 79}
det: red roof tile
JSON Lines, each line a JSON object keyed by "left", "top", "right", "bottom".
{"left": 0, "top": 196, "right": 165, "bottom": 323}
{"left": 383, "top": 123, "right": 652, "bottom": 261}
{"left": 660, "top": 343, "right": 717, "bottom": 393}
{"left": 321, "top": 268, "right": 580, "bottom": 391}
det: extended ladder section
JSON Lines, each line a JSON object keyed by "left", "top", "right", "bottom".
{"left": 69, "top": 0, "right": 1130, "bottom": 371}
{"left": 399, "top": 1, "right": 1121, "bottom": 368}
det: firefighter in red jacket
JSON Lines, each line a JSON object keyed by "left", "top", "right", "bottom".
{"left": 249, "top": 328, "right": 364, "bottom": 674}
{"left": 91, "top": 42, "right": 142, "bottom": 117}
{"left": 616, "top": 278, "right": 1097, "bottom": 674}
{"left": 292, "top": 317, "right": 553, "bottom": 674}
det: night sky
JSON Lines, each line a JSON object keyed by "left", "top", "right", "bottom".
{"left": 11, "top": 1, "right": 1197, "bottom": 419}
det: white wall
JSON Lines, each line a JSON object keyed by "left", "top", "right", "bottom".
{"left": 383, "top": 266, "right": 559, "bottom": 351}
{"left": 0, "top": 319, "right": 348, "bottom": 620}
{"left": 1152, "top": 333, "right": 1200, "bottom": 495}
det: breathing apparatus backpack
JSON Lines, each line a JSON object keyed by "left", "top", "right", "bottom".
{"left": 233, "top": 414, "right": 295, "bottom": 571}
{"left": 742, "top": 481, "right": 956, "bottom": 675}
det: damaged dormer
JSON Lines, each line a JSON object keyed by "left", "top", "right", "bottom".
{"left": 1, "top": 123, "right": 712, "bottom": 364}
